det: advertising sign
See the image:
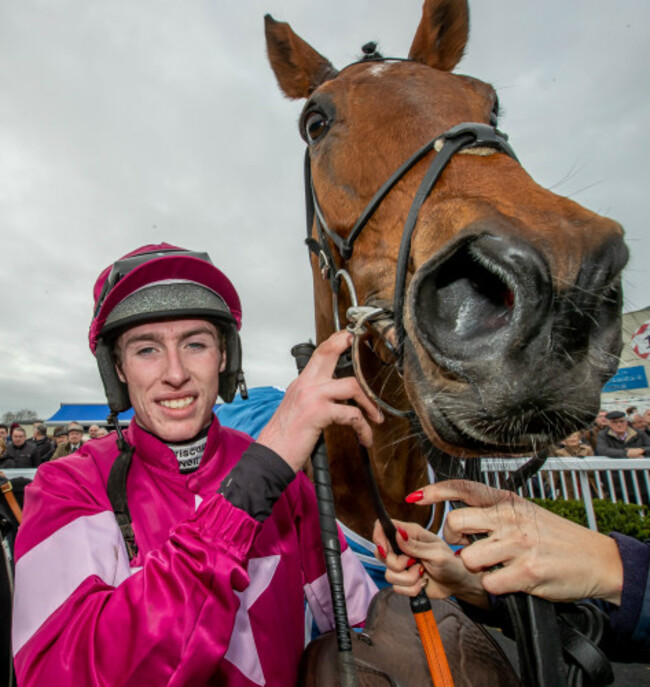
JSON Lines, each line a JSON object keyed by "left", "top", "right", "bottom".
{"left": 631, "top": 320, "right": 650, "bottom": 360}
{"left": 602, "top": 365, "right": 649, "bottom": 393}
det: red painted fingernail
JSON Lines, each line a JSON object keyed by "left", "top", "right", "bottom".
{"left": 419, "top": 565, "right": 425, "bottom": 577}
{"left": 377, "top": 545, "right": 387, "bottom": 559}
{"left": 454, "top": 548, "right": 463, "bottom": 557}
{"left": 406, "top": 557, "right": 417, "bottom": 568}
{"left": 405, "top": 490, "right": 424, "bottom": 503}
{"left": 397, "top": 527, "right": 409, "bottom": 542}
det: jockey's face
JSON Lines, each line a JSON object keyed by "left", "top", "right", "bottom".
{"left": 116, "top": 319, "right": 225, "bottom": 443}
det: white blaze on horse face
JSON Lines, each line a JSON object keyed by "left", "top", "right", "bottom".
{"left": 367, "top": 63, "right": 389, "bottom": 78}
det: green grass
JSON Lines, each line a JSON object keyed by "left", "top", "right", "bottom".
{"left": 529, "top": 498, "right": 650, "bottom": 541}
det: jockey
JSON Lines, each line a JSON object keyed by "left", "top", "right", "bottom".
{"left": 12, "top": 243, "right": 380, "bottom": 686}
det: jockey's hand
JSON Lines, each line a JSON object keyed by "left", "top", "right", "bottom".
{"left": 257, "top": 330, "right": 383, "bottom": 473}
{"left": 372, "top": 519, "right": 488, "bottom": 608}
{"left": 406, "top": 480, "right": 623, "bottom": 606}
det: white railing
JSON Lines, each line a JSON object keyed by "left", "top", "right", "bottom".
{"left": 481, "top": 457, "right": 650, "bottom": 531}
{"left": 3, "top": 461, "right": 649, "bottom": 534}
{"left": 0, "top": 469, "right": 38, "bottom": 481}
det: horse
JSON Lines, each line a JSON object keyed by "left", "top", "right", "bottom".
{"left": 264, "top": 0, "right": 628, "bottom": 542}
{"left": 265, "top": 0, "right": 628, "bottom": 683}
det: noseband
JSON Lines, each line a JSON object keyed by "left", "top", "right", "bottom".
{"left": 304, "top": 121, "right": 518, "bottom": 415}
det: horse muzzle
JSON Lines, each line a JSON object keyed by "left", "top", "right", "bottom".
{"left": 406, "top": 223, "right": 629, "bottom": 450}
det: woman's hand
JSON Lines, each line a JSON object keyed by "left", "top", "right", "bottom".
{"left": 372, "top": 519, "right": 489, "bottom": 608}
{"left": 406, "top": 480, "right": 623, "bottom": 605}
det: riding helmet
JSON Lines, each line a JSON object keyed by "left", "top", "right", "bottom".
{"left": 89, "top": 243, "right": 246, "bottom": 412}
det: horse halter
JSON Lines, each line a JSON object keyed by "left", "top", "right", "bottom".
{"left": 304, "top": 120, "right": 519, "bottom": 416}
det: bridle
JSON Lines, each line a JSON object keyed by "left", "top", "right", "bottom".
{"left": 304, "top": 120, "right": 518, "bottom": 415}
{"left": 300, "top": 68, "right": 612, "bottom": 687}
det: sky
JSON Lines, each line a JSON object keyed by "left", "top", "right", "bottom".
{"left": 1, "top": 0, "right": 648, "bottom": 420}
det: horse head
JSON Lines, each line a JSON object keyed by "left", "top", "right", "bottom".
{"left": 265, "top": 0, "right": 628, "bottom": 537}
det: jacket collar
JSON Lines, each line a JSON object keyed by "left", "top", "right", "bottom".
{"left": 607, "top": 426, "right": 638, "bottom": 442}
{"left": 125, "top": 415, "right": 223, "bottom": 473}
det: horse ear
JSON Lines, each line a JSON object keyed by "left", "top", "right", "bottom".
{"left": 265, "top": 14, "right": 338, "bottom": 99}
{"left": 408, "top": 0, "right": 469, "bottom": 72}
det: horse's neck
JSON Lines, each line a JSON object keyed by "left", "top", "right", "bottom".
{"left": 324, "top": 422, "right": 432, "bottom": 542}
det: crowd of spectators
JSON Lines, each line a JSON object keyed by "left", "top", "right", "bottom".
{"left": 0, "top": 421, "right": 111, "bottom": 470}
{"left": 548, "top": 406, "right": 650, "bottom": 504}
{"left": 551, "top": 406, "right": 650, "bottom": 459}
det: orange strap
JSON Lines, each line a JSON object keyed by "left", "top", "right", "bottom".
{"left": 1, "top": 481, "right": 22, "bottom": 525}
{"left": 413, "top": 602, "right": 454, "bottom": 687}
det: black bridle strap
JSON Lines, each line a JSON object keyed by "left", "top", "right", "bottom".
{"left": 392, "top": 123, "right": 518, "bottom": 362}
{"left": 310, "top": 137, "right": 440, "bottom": 262}
{"left": 304, "top": 122, "right": 518, "bottom": 357}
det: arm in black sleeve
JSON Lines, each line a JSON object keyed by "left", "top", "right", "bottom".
{"left": 218, "top": 442, "right": 296, "bottom": 522}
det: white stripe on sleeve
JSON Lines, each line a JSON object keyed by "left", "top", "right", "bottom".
{"left": 13, "top": 510, "right": 131, "bottom": 654}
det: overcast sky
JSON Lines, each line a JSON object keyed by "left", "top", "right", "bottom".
{"left": 1, "top": 0, "right": 648, "bottom": 420}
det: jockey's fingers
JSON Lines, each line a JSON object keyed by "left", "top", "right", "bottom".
{"left": 304, "top": 377, "right": 383, "bottom": 425}
{"left": 328, "top": 404, "right": 374, "bottom": 447}
{"left": 298, "top": 331, "right": 354, "bottom": 382}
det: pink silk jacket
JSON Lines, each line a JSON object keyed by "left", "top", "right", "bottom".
{"left": 12, "top": 418, "right": 376, "bottom": 686}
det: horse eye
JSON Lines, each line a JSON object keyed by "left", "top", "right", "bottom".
{"left": 303, "top": 110, "right": 329, "bottom": 143}
{"left": 490, "top": 97, "right": 500, "bottom": 127}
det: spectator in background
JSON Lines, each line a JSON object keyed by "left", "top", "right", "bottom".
{"left": 596, "top": 410, "right": 650, "bottom": 503}
{"left": 554, "top": 431, "right": 593, "bottom": 458}
{"left": 96, "top": 427, "right": 109, "bottom": 438}
{"left": 583, "top": 408, "right": 608, "bottom": 452}
{"left": 52, "top": 426, "right": 68, "bottom": 446}
{"left": 596, "top": 411, "right": 650, "bottom": 459}
{"left": 630, "top": 413, "right": 650, "bottom": 439}
{"left": 32, "top": 424, "right": 55, "bottom": 463}
{"left": 0, "top": 425, "right": 8, "bottom": 444}
{"left": 27, "top": 422, "right": 42, "bottom": 446}
{"left": 51, "top": 422, "right": 85, "bottom": 460}
{"left": 4, "top": 427, "right": 39, "bottom": 468}
{"left": 0, "top": 438, "right": 6, "bottom": 461}
{"left": 626, "top": 405, "right": 638, "bottom": 419}
{"left": 88, "top": 424, "right": 100, "bottom": 439}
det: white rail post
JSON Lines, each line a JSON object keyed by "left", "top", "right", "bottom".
{"left": 578, "top": 470, "right": 597, "bottom": 531}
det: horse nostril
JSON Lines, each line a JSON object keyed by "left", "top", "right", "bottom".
{"left": 419, "top": 243, "right": 515, "bottom": 342}
{"left": 411, "top": 233, "right": 551, "bottom": 362}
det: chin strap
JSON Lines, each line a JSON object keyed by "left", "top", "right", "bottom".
{"left": 106, "top": 411, "right": 138, "bottom": 562}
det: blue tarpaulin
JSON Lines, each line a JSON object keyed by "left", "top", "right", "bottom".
{"left": 215, "top": 386, "right": 285, "bottom": 439}
{"left": 45, "top": 404, "right": 135, "bottom": 425}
